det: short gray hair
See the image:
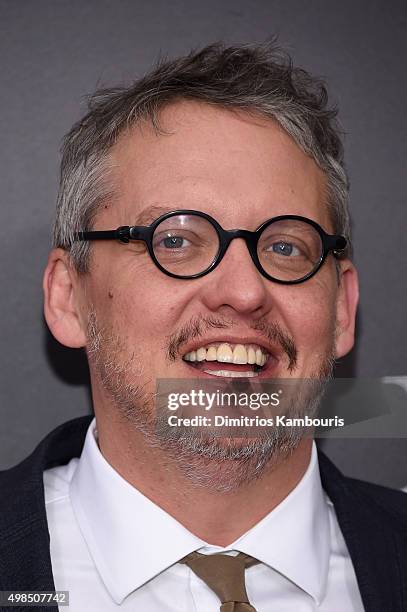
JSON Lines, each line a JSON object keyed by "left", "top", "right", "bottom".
{"left": 53, "top": 40, "right": 351, "bottom": 273}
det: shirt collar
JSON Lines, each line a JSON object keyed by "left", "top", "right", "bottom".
{"left": 227, "top": 440, "right": 330, "bottom": 604}
{"left": 70, "top": 419, "right": 329, "bottom": 604}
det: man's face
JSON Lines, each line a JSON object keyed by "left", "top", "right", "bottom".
{"left": 70, "top": 100, "right": 356, "bottom": 488}
{"left": 81, "top": 101, "right": 342, "bottom": 383}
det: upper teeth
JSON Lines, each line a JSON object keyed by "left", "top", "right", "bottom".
{"left": 183, "top": 343, "right": 268, "bottom": 366}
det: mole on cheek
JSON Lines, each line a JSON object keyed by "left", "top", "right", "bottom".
{"left": 108, "top": 290, "right": 114, "bottom": 299}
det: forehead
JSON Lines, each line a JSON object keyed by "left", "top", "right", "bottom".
{"left": 103, "top": 100, "right": 329, "bottom": 229}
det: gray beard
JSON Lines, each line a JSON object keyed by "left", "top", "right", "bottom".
{"left": 87, "top": 309, "right": 336, "bottom": 493}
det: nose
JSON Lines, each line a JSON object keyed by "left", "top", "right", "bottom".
{"left": 199, "top": 237, "right": 274, "bottom": 318}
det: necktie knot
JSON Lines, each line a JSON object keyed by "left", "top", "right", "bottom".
{"left": 221, "top": 604, "right": 256, "bottom": 612}
{"left": 181, "top": 551, "right": 259, "bottom": 612}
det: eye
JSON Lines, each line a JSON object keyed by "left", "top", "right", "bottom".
{"left": 157, "top": 234, "right": 192, "bottom": 249}
{"left": 269, "top": 241, "right": 301, "bottom": 256}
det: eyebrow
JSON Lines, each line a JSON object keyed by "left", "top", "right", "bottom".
{"left": 133, "top": 205, "right": 177, "bottom": 226}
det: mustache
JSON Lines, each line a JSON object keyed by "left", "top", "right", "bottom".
{"left": 166, "top": 315, "right": 298, "bottom": 371}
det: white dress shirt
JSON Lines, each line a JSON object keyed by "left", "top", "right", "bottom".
{"left": 43, "top": 419, "right": 364, "bottom": 611}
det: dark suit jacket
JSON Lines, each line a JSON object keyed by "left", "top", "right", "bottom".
{"left": 0, "top": 416, "right": 407, "bottom": 611}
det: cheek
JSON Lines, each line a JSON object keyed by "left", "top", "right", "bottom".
{"left": 280, "top": 280, "right": 337, "bottom": 352}
{"left": 101, "top": 280, "right": 189, "bottom": 341}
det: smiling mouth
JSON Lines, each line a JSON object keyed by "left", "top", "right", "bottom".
{"left": 182, "top": 342, "right": 272, "bottom": 378}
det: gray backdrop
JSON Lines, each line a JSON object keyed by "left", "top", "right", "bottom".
{"left": 1, "top": 0, "right": 406, "bottom": 487}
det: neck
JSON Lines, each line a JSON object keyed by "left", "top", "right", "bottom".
{"left": 96, "top": 412, "right": 313, "bottom": 547}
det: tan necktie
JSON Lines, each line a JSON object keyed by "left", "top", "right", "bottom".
{"left": 180, "top": 551, "right": 260, "bottom": 611}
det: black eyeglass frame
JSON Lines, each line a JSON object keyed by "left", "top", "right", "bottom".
{"left": 74, "top": 210, "right": 347, "bottom": 285}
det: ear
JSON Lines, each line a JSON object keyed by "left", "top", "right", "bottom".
{"left": 334, "top": 260, "right": 359, "bottom": 359}
{"left": 43, "top": 248, "right": 87, "bottom": 348}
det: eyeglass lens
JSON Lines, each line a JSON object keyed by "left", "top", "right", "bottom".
{"left": 258, "top": 219, "right": 323, "bottom": 281}
{"left": 151, "top": 214, "right": 323, "bottom": 280}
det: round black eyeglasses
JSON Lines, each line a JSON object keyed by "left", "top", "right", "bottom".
{"left": 74, "top": 210, "right": 347, "bottom": 284}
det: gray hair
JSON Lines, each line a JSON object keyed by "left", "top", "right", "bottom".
{"left": 53, "top": 40, "right": 351, "bottom": 273}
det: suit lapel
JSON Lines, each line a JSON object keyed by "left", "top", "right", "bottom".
{"left": 0, "top": 416, "right": 92, "bottom": 609}
{"left": 318, "top": 449, "right": 407, "bottom": 612}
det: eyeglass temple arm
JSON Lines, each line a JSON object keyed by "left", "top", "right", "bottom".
{"left": 75, "top": 226, "right": 132, "bottom": 243}
{"left": 326, "top": 235, "right": 347, "bottom": 257}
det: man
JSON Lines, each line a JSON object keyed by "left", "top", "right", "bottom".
{"left": 1, "top": 42, "right": 406, "bottom": 612}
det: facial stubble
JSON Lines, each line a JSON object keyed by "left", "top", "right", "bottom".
{"left": 86, "top": 310, "right": 336, "bottom": 493}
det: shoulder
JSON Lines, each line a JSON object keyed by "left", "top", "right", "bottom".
{"left": 343, "top": 474, "right": 407, "bottom": 524}
{"left": 318, "top": 448, "right": 407, "bottom": 529}
{"left": 0, "top": 416, "right": 92, "bottom": 525}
